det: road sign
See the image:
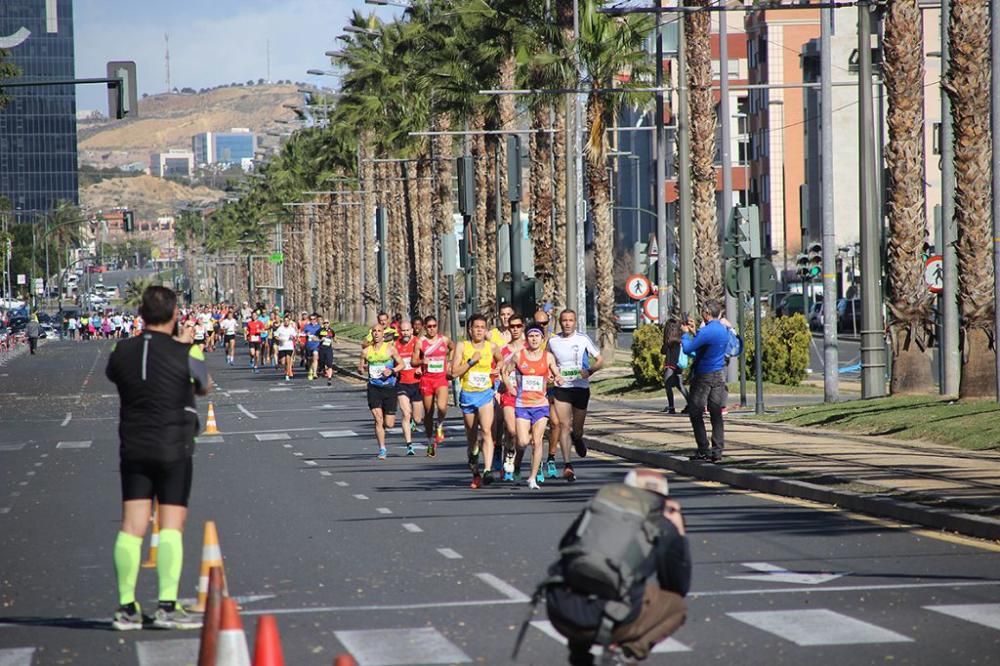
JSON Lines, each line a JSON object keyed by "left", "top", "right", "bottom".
{"left": 642, "top": 296, "right": 659, "bottom": 323}
{"left": 726, "top": 259, "right": 777, "bottom": 298}
{"left": 647, "top": 233, "right": 658, "bottom": 258}
{"left": 924, "top": 254, "right": 943, "bottom": 294}
{"left": 625, "top": 274, "right": 652, "bottom": 301}
{"left": 268, "top": 252, "right": 284, "bottom": 264}
{"left": 34, "top": 278, "right": 43, "bottom": 295}
{"left": 16, "top": 274, "right": 26, "bottom": 285}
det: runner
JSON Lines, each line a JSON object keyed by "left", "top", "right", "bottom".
{"left": 318, "top": 319, "right": 336, "bottom": 386}
{"left": 358, "top": 325, "right": 403, "bottom": 460}
{"left": 297, "top": 311, "right": 310, "bottom": 368}
{"left": 489, "top": 303, "right": 515, "bottom": 348}
{"left": 451, "top": 314, "right": 503, "bottom": 488}
{"left": 412, "top": 316, "right": 425, "bottom": 340}
{"left": 503, "top": 322, "right": 561, "bottom": 489}
{"left": 274, "top": 314, "right": 298, "bottom": 381}
{"left": 532, "top": 308, "right": 561, "bottom": 479}
{"left": 413, "top": 315, "right": 453, "bottom": 457}
{"left": 245, "top": 312, "right": 266, "bottom": 372}
{"left": 498, "top": 313, "right": 526, "bottom": 481}
{"left": 257, "top": 310, "right": 272, "bottom": 369}
{"left": 302, "top": 313, "right": 322, "bottom": 380}
{"left": 363, "top": 312, "right": 392, "bottom": 348}
{"left": 546, "top": 309, "right": 603, "bottom": 482}
{"left": 191, "top": 317, "right": 207, "bottom": 350}
{"left": 220, "top": 310, "right": 238, "bottom": 365}
{"left": 488, "top": 303, "right": 516, "bottom": 475}
{"left": 394, "top": 320, "right": 423, "bottom": 456}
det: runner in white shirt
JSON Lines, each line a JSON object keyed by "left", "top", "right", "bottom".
{"left": 220, "top": 313, "right": 239, "bottom": 365}
{"left": 546, "top": 309, "right": 603, "bottom": 482}
{"left": 274, "top": 315, "right": 298, "bottom": 381}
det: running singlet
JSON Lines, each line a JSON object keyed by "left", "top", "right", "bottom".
{"left": 246, "top": 320, "right": 265, "bottom": 342}
{"left": 488, "top": 327, "right": 510, "bottom": 349}
{"left": 514, "top": 350, "right": 549, "bottom": 407}
{"left": 221, "top": 319, "right": 237, "bottom": 336}
{"left": 547, "top": 332, "right": 600, "bottom": 390}
{"left": 366, "top": 342, "right": 396, "bottom": 387}
{"left": 459, "top": 341, "right": 495, "bottom": 393}
{"left": 420, "top": 337, "right": 449, "bottom": 376}
{"left": 395, "top": 337, "right": 419, "bottom": 384}
{"left": 275, "top": 324, "right": 296, "bottom": 352}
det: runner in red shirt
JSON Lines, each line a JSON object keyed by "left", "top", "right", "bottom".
{"left": 245, "top": 315, "right": 266, "bottom": 372}
{"left": 395, "top": 320, "right": 423, "bottom": 456}
{"left": 412, "top": 315, "right": 454, "bottom": 457}
{"left": 498, "top": 313, "right": 526, "bottom": 480}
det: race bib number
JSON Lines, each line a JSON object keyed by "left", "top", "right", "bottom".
{"left": 322, "top": 338, "right": 333, "bottom": 347}
{"left": 427, "top": 359, "right": 445, "bottom": 374}
{"left": 468, "top": 371, "right": 491, "bottom": 389}
{"left": 560, "top": 365, "right": 582, "bottom": 380}
{"left": 522, "top": 375, "right": 544, "bottom": 392}
{"left": 249, "top": 335, "right": 260, "bottom": 342}
{"left": 369, "top": 362, "right": 387, "bottom": 379}
{"left": 402, "top": 358, "right": 412, "bottom": 370}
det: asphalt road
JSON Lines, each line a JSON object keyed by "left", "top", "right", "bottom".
{"left": 2, "top": 339, "right": 999, "bottom": 665}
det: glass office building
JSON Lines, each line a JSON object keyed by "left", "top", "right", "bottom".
{"left": 0, "top": 0, "right": 79, "bottom": 213}
{"left": 192, "top": 130, "right": 256, "bottom": 166}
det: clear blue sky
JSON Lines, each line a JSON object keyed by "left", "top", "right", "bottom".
{"left": 73, "top": 0, "right": 396, "bottom": 112}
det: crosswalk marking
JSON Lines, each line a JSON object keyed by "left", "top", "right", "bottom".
{"left": 305, "top": 460, "right": 318, "bottom": 466}
{"left": 255, "top": 433, "right": 290, "bottom": 441}
{"left": 353, "top": 494, "right": 370, "bottom": 500}
{"left": 0, "top": 444, "right": 26, "bottom": 452}
{"left": 376, "top": 507, "right": 393, "bottom": 514}
{"left": 195, "top": 436, "right": 224, "bottom": 444}
{"left": 268, "top": 387, "right": 292, "bottom": 392}
{"left": 335, "top": 481, "right": 349, "bottom": 487}
{"left": 437, "top": 548, "right": 462, "bottom": 560}
{"left": 530, "top": 621, "right": 690, "bottom": 654}
{"left": 229, "top": 389, "right": 250, "bottom": 394}
{"left": 320, "top": 430, "right": 357, "bottom": 438}
{"left": 56, "top": 440, "right": 92, "bottom": 449}
{"left": 0, "top": 647, "right": 36, "bottom": 666}
{"left": 334, "top": 627, "right": 471, "bottom": 665}
{"left": 320, "top": 471, "right": 333, "bottom": 477}
{"left": 925, "top": 603, "right": 1000, "bottom": 630}
{"left": 402, "top": 523, "right": 423, "bottom": 533}
{"left": 727, "top": 609, "right": 913, "bottom": 646}
{"left": 135, "top": 638, "right": 198, "bottom": 665}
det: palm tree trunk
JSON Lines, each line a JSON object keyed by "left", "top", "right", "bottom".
{"left": 551, "top": 101, "right": 568, "bottom": 310}
{"left": 585, "top": 95, "right": 617, "bottom": 354}
{"left": 360, "top": 134, "right": 379, "bottom": 322}
{"left": 416, "top": 156, "right": 435, "bottom": 316}
{"left": 431, "top": 113, "right": 455, "bottom": 325}
{"left": 530, "top": 104, "right": 556, "bottom": 307}
{"left": 945, "top": 0, "right": 997, "bottom": 398}
{"left": 473, "top": 113, "right": 496, "bottom": 316}
{"left": 403, "top": 161, "right": 421, "bottom": 315}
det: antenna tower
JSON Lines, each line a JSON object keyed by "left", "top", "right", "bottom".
{"left": 165, "top": 33, "right": 171, "bottom": 92}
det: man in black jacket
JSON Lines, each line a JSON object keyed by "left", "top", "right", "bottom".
{"left": 546, "top": 468, "right": 691, "bottom": 665}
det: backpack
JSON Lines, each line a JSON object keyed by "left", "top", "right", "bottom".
{"left": 725, "top": 328, "right": 742, "bottom": 360}
{"left": 676, "top": 349, "right": 690, "bottom": 370}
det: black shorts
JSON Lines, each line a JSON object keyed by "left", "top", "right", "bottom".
{"left": 278, "top": 349, "right": 294, "bottom": 361}
{"left": 397, "top": 382, "right": 421, "bottom": 403}
{"left": 318, "top": 347, "right": 334, "bottom": 370}
{"left": 249, "top": 341, "right": 261, "bottom": 351}
{"left": 551, "top": 387, "right": 591, "bottom": 411}
{"left": 224, "top": 334, "right": 235, "bottom": 344}
{"left": 120, "top": 457, "right": 193, "bottom": 506}
{"left": 367, "top": 383, "right": 398, "bottom": 413}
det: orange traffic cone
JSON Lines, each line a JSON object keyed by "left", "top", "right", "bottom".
{"left": 333, "top": 656, "right": 357, "bottom": 666}
{"left": 188, "top": 521, "right": 228, "bottom": 613}
{"left": 252, "top": 615, "right": 285, "bottom": 666}
{"left": 204, "top": 402, "right": 221, "bottom": 435}
{"left": 215, "top": 598, "right": 251, "bottom": 666}
{"left": 197, "top": 566, "right": 225, "bottom": 666}
{"left": 142, "top": 500, "right": 159, "bottom": 568}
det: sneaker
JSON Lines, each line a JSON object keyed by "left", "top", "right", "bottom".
{"left": 427, "top": 440, "right": 437, "bottom": 458}
{"left": 710, "top": 453, "right": 723, "bottom": 463}
{"left": 563, "top": 465, "right": 577, "bottom": 483}
{"left": 689, "top": 452, "right": 710, "bottom": 461}
{"left": 482, "top": 470, "right": 494, "bottom": 486}
{"left": 470, "top": 473, "right": 482, "bottom": 489}
{"left": 111, "top": 603, "right": 144, "bottom": 631}
{"left": 545, "top": 459, "right": 558, "bottom": 479}
{"left": 527, "top": 477, "right": 540, "bottom": 490}
{"left": 410, "top": 418, "right": 417, "bottom": 432}
{"left": 377, "top": 447, "right": 387, "bottom": 460}
{"left": 435, "top": 423, "right": 445, "bottom": 444}
{"left": 502, "top": 471, "right": 514, "bottom": 482}
{"left": 666, "top": 408, "right": 677, "bottom": 415}
{"left": 284, "top": 375, "right": 290, "bottom": 382}
{"left": 151, "top": 605, "right": 202, "bottom": 630}
{"left": 327, "top": 379, "right": 332, "bottom": 386}
{"left": 572, "top": 434, "right": 587, "bottom": 458}
{"left": 406, "top": 444, "right": 415, "bottom": 456}
{"left": 535, "top": 472, "right": 545, "bottom": 485}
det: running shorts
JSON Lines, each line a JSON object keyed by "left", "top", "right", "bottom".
{"left": 367, "top": 383, "right": 399, "bottom": 413}
{"left": 515, "top": 405, "right": 550, "bottom": 425}
{"left": 397, "top": 382, "right": 421, "bottom": 403}
{"left": 500, "top": 390, "right": 517, "bottom": 409}
{"left": 249, "top": 341, "right": 261, "bottom": 352}
{"left": 551, "top": 387, "right": 591, "bottom": 411}
{"left": 120, "top": 457, "right": 194, "bottom": 506}
{"left": 224, "top": 334, "right": 235, "bottom": 344}
{"left": 420, "top": 374, "right": 449, "bottom": 397}
{"left": 278, "top": 349, "right": 294, "bottom": 361}
{"left": 318, "top": 347, "right": 334, "bottom": 371}
{"left": 459, "top": 388, "right": 495, "bottom": 414}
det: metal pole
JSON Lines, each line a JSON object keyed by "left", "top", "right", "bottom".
{"left": 940, "top": 0, "right": 959, "bottom": 395}
{"left": 858, "top": 1, "right": 887, "bottom": 398}
{"left": 566, "top": 3, "right": 579, "bottom": 318}
{"left": 821, "top": 7, "right": 839, "bottom": 403}
{"left": 574, "top": 0, "right": 586, "bottom": 331}
{"left": 44, "top": 218, "right": 50, "bottom": 310}
{"left": 720, "top": 12, "right": 737, "bottom": 382}
{"left": 448, "top": 273, "right": 459, "bottom": 345}
{"left": 495, "top": 149, "right": 503, "bottom": 307}
{"left": 655, "top": 9, "right": 670, "bottom": 324}
{"left": 993, "top": 0, "right": 1000, "bottom": 403}
{"left": 510, "top": 136, "right": 524, "bottom": 315}
{"left": 752, "top": 256, "right": 764, "bottom": 414}
{"left": 377, "top": 206, "right": 388, "bottom": 313}
{"left": 738, "top": 285, "right": 747, "bottom": 406}
{"left": 677, "top": 14, "right": 695, "bottom": 316}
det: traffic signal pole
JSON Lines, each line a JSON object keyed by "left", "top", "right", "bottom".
{"left": 821, "top": 7, "right": 839, "bottom": 403}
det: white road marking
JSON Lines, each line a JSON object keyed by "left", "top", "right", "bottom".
{"left": 925, "top": 603, "right": 1000, "bottom": 630}
{"left": 436, "top": 548, "right": 462, "bottom": 560}
{"left": 728, "top": 562, "right": 847, "bottom": 585}
{"left": 402, "top": 523, "right": 423, "bottom": 533}
{"left": 304, "top": 460, "right": 317, "bottom": 466}
{"left": 689, "top": 579, "right": 1000, "bottom": 599}
{"left": 56, "top": 440, "right": 92, "bottom": 449}
{"left": 727, "top": 609, "right": 912, "bottom": 646}
{"left": 283, "top": 444, "right": 292, "bottom": 448}
{"left": 474, "top": 573, "right": 530, "bottom": 602}
{"left": 353, "top": 494, "right": 369, "bottom": 500}
{"left": 229, "top": 389, "right": 250, "bottom": 394}
{"left": 25, "top": 471, "right": 34, "bottom": 476}
{"left": 269, "top": 387, "right": 292, "bottom": 392}
{"left": 255, "top": 433, "right": 290, "bottom": 441}
{"left": 320, "top": 430, "right": 357, "bottom": 438}
{"left": 376, "top": 507, "right": 393, "bottom": 514}
{"left": 17, "top": 482, "right": 27, "bottom": 486}
{"left": 335, "top": 481, "right": 349, "bottom": 487}
{"left": 60, "top": 412, "right": 72, "bottom": 427}
{"left": 531, "top": 620, "right": 690, "bottom": 654}
{"left": 99, "top": 393, "right": 115, "bottom": 399}
{"left": 0, "top": 508, "right": 10, "bottom": 515}
{"left": 0, "top": 647, "right": 36, "bottom": 665}
{"left": 319, "top": 404, "right": 344, "bottom": 409}
{"left": 0, "top": 444, "right": 25, "bottom": 452}
{"left": 334, "top": 627, "right": 471, "bottom": 665}
{"left": 196, "top": 436, "right": 224, "bottom": 444}
{"left": 135, "top": 638, "right": 199, "bottom": 665}
{"left": 320, "top": 471, "right": 333, "bottom": 477}
{"left": 32, "top": 462, "right": 41, "bottom": 467}
{"left": 236, "top": 404, "right": 258, "bottom": 420}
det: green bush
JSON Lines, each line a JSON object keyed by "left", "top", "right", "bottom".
{"left": 631, "top": 323, "right": 665, "bottom": 387}
{"left": 741, "top": 313, "right": 810, "bottom": 385}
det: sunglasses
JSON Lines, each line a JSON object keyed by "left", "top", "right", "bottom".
{"left": 510, "top": 323, "right": 524, "bottom": 329}
{"left": 535, "top": 320, "right": 549, "bottom": 327}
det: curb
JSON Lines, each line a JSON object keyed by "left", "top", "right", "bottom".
{"left": 584, "top": 435, "right": 1000, "bottom": 542}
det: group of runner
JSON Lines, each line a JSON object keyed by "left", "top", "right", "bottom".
{"left": 241, "top": 308, "right": 337, "bottom": 382}
{"left": 358, "top": 306, "right": 603, "bottom": 490}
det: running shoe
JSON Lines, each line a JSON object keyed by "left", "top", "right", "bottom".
{"left": 284, "top": 375, "right": 290, "bottom": 382}
{"left": 427, "top": 440, "right": 437, "bottom": 457}
{"left": 406, "top": 444, "right": 415, "bottom": 456}
{"left": 563, "top": 465, "right": 577, "bottom": 483}
{"left": 545, "top": 459, "right": 558, "bottom": 479}
{"left": 327, "top": 379, "right": 332, "bottom": 386}
{"left": 502, "top": 471, "right": 514, "bottom": 482}
{"left": 470, "top": 473, "right": 482, "bottom": 489}
{"left": 482, "top": 470, "right": 494, "bottom": 486}
{"left": 527, "top": 477, "right": 540, "bottom": 490}
{"left": 377, "top": 447, "right": 387, "bottom": 460}
{"left": 150, "top": 605, "right": 202, "bottom": 630}
{"left": 435, "top": 423, "right": 445, "bottom": 444}
{"left": 572, "top": 434, "right": 588, "bottom": 458}
{"left": 503, "top": 450, "right": 516, "bottom": 477}
{"left": 535, "top": 471, "right": 545, "bottom": 485}
{"left": 111, "top": 603, "right": 144, "bottom": 631}
{"left": 410, "top": 418, "right": 417, "bottom": 432}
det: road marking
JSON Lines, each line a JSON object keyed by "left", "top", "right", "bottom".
{"left": 319, "top": 404, "right": 345, "bottom": 409}
{"left": 269, "top": 387, "right": 292, "bottom": 392}
{"left": 689, "top": 579, "right": 1000, "bottom": 599}
{"left": 334, "top": 627, "right": 471, "bottom": 665}
{"left": 530, "top": 620, "right": 690, "bottom": 654}
{"left": 376, "top": 507, "right": 393, "bottom": 515}
{"left": 402, "top": 523, "right": 423, "bottom": 533}
{"left": 196, "top": 436, "right": 224, "bottom": 444}
{"left": 925, "top": 603, "right": 1000, "bottom": 630}
{"left": 727, "top": 609, "right": 912, "bottom": 646}
{"left": 320, "top": 471, "right": 333, "bottom": 477}
{"left": 255, "top": 433, "right": 290, "bottom": 441}
{"left": 60, "top": 412, "right": 72, "bottom": 427}
{"left": 283, "top": 444, "right": 292, "bottom": 448}
{"left": 236, "top": 404, "right": 258, "bottom": 420}
{"left": 135, "top": 638, "right": 198, "bottom": 665}
{"left": 56, "top": 440, "right": 92, "bottom": 449}
{"left": 436, "top": 548, "right": 462, "bottom": 560}
{"left": 25, "top": 471, "right": 34, "bottom": 476}
{"left": 335, "top": 481, "right": 349, "bottom": 487}
{"left": 728, "top": 562, "right": 847, "bottom": 585}
{"left": 32, "top": 462, "right": 41, "bottom": 467}
{"left": 0, "top": 647, "right": 36, "bottom": 665}
{"left": 0, "top": 508, "right": 10, "bottom": 515}
{"left": 0, "top": 444, "right": 26, "bottom": 452}
{"left": 99, "top": 393, "right": 115, "bottom": 399}
{"left": 304, "top": 460, "right": 317, "bottom": 466}
{"left": 474, "top": 573, "right": 530, "bottom": 602}
{"left": 229, "top": 389, "right": 250, "bottom": 394}
{"left": 320, "top": 430, "right": 357, "bottom": 438}
{"left": 353, "top": 494, "right": 369, "bottom": 500}
{"left": 293, "top": 452, "right": 303, "bottom": 457}
{"left": 17, "top": 481, "right": 27, "bottom": 486}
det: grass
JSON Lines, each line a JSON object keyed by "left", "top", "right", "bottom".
{"left": 331, "top": 321, "right": 370, "bottom": 342}
{"left": 590, "top": 376, "right": 663, "bottom": 399}
{"left": 756, "top": 395, "right": 1000, "bottom": 451}
{"left": 726, "top": 380, "right": 824, "bottom": 396}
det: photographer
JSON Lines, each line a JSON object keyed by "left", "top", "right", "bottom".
{"left": 680, "top": 300, "right": 730, "bottom": 462}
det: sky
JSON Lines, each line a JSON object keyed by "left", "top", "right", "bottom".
{"left": 73, "top": 0, "right": 396, "bottom": 112}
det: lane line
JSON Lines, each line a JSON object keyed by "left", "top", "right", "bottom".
{"left": 195, "top": 436, "right": 224, "bottom": 444}
{"left": 236, "top": 404, "right": 258, "bottom": 420}
{"left": 228, "top": 389, "right": 250, "bottom": 394}
{"left": 475, "top": 573, "right": 530, "bottom": 602}
{"left": 60, "top": 412, "right": 72, "bottom": 427}
{"left": 436, "top": 548, "right": 462, "bottom": 560}
{"left": 135, "top": 638, "right": 199, "bottom": 665}
{"left": 56, "top": 440, "right": 92, "bottom": 449}
{"left": 353, "top": 494, "right": 369, "bottom": 500}
{"left": 689, "top": 580, "right": 1000, "bottom": 599}
{"left": 402, "top": 523, "right": 423, "bottom": 533}
{"left": 335, "top": 481, "right": 349, "bottom": 487}
{"left": 376, "top": 507, "right": 393, "bottom": 515}
{"left": 243, "top": 597, "right": 524, "bottom": 617}
{"left": 319, "top": 471, "right": 332, "bottom": 477}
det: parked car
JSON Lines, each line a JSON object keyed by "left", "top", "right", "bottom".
{"left": 776, "top": 293, "right": 820, "bottom": 318}
{"left": 613, "top": 303, "right": 639, "bottom": 331}
{"left": 808, "top": 301, "right": 824, "bottom": 331}
{"left": 85, "top": 264, "right": 107, "bottom": 274}
{"left": 837, "top": 298, "right": 862, "bottom": 335}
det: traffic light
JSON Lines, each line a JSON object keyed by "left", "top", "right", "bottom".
{"left": 506, "top": 135, "right": 522, "bottom": 202}
{"left": 123, "top": 210, "right": 135, "bottom": 233}
{"left": 796, "top": 253, "right": 810, "bottom": 279}
{"left": 736, "top": 206, "right": 762, "bottom": 258}
{"left": 456, "top": 156, "right": 475, "bottom": 216}
{"left": 807, "top": 242, "right": 822, "bottom": 278}
{"left": 724, "top": 209, "right": 740, "bottom": 259}
{"left": 634, "top": 241, "right": 649, "bottom": 275}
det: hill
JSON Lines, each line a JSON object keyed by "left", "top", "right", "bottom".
{"left": 80, "top": 174, "right": 225, "bottom": 221}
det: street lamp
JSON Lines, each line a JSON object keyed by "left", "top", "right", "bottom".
{"left": 343, "top": 26, "right": 380, "bottom": 36}
{"left": 364, "top": 0, "right": 411, "bottom": 7}
{"left": 306, "top": 69, "right": 341, "bottom": 77}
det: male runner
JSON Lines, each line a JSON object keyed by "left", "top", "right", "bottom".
{"left": 412, "top": 315, "right": 453, "bottom": 457}
{"left": 245, "top": 312, "right": 265, "bottom": 372}
{"left": 220, "top": 310, "right": 238, "bottom": 365}
{"left": 318, "top": 320, "right": 336, "bottom": 386}
{"left": 105, "top": 286, "right": 208, "bottom": 630}
{"left": 547, "top": 309, "right": 603, "bottom": 482}
{"left": 257, "top": 310, "right": 272, "bottom": 369}
{"left": 412, "top": 316, "right": 425, "bottom": 340}
{"left": 489, "top": 303, "right": 515, "bottom": 348}
{"left": 488, "top": 303, "right": 515, "bottom": 474}
{"left": 451, "top": 314, "right": 503, "bottom": 488}
{"left": 358, "top": 325, "right": 403, "bottom": 460}
{"left": 274, "top": 314, "right": 298, "bottom": 381}
{"left": 498, "top": 313, "right": 526, "bottom": 481}
{"left": 394, "top": 320, "right": 423, "bottom": 456}
{"left": 364, "top": 312, "right": 392, "bottom": 348}
{"left": 303, "top": 313, "right": 322, "bottom": 380}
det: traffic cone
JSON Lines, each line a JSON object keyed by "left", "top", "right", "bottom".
{"left": 188, "top": 521, "right": 228, "bottom": 613}
{"left": 141, "top": 500, "right": 159, "bottom": 568}
{"left": 333, "top": 656, "right": 357, "bottom": 666}
{"left": 197, "top": 566, "right": 225, "bottom": 666}
{"left": 252, "top": 615, "right": 285, "bottom": 666}
{"left": 215, "top": 598, "right": 250, "bottom": 666}
{"left": 204, "top": 402, "right": 221, "bottom": 435}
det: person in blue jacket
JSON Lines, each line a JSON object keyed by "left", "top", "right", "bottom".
{"left": 680, "top": 299, "right": 731, "bottom": 462}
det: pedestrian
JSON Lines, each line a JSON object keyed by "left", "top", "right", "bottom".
{"left": 525, "top": 468, "right": 690, "bottom": 665}
{"left": 680, "top": 300, "right": 730, "bottom": 462}
{"left": 660, "top": 318, "right": 690, "bottom": 415}
{"left": 25, "top": 315, "right": 40, "bottom": 354}
{"left": 104, "top": 286, "right": 209, "bottom": 631}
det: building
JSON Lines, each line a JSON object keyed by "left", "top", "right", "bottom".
{"left": 0, "top": 0, "right": 78, "bottom": 213}
{"left": 150, "top": 149, "right": 194, "bottom": 178}
{"left": 192, "top": 128, "right": 256, "bottom": 166}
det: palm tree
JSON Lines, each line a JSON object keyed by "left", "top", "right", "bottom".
{"left": 944, "top": 0, "right": 996, "bottom": 398}
{"left": 883, "top": 0, "right": 934, "bottom": 394}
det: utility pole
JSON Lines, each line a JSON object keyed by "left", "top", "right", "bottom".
{"left": 940, "top": 0, "right": 960, "bottom": 396}
{"left": 720, "top": 12, "right": 737, "bottom": 383}
{"left": 565, "top": 1, "right": 580, "bottom": 320}
{"left": 821, "top": 7, "right": 839, "bottom": 402}
{"left": 677, "top": 15, "right": 695, "bottom": 317}
{"left": 655, "top": 3, "right": 670, "bottom": 324}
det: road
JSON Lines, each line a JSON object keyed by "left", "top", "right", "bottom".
{"left": 1, "top": 339, "right": 999, "bottom": 665}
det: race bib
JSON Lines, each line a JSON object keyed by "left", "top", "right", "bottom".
{"left": 522, "top": 375, "right": 544, "bottom": 392}
{"left": 322, "top": 338, "right": 333, "bottom": 347}
{"left": 369, "top": 362, "right": 387, "bottom": 379}
{"left": 402, "top": 358, "right": 412, "bottom": 370}
{"left": 560, "top": 365, "right": 582, "bottom": 380}
{"left": 249, "top": 335, "right": 260, "bottom": 342}
{"left": 427, "top": 359, "right": 445, "bottom": 374}
{"left": 468, "top": 371, "right": 491, "bottom": 389}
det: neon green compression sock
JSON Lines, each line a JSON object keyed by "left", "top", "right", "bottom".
{"left": 156, "top": 528, "right": 184, "bottom": 603}
{"left": 113, "top": 531, "right": 143, "bottom": 606}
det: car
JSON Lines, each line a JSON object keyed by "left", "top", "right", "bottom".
{"left": 808, "top": 301, "right": 824, "bottom": 331}
{"left": 613, "top": 303, "right": 639, "bottom": 331}
{"left": 85, "top": 265, "right": 107, "bottom": 274}
{"left": 837, "top": 298, "right": 862, "bottom": 334}
{"left": 777, "top": 293, "right": 821, "bottom": 318}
